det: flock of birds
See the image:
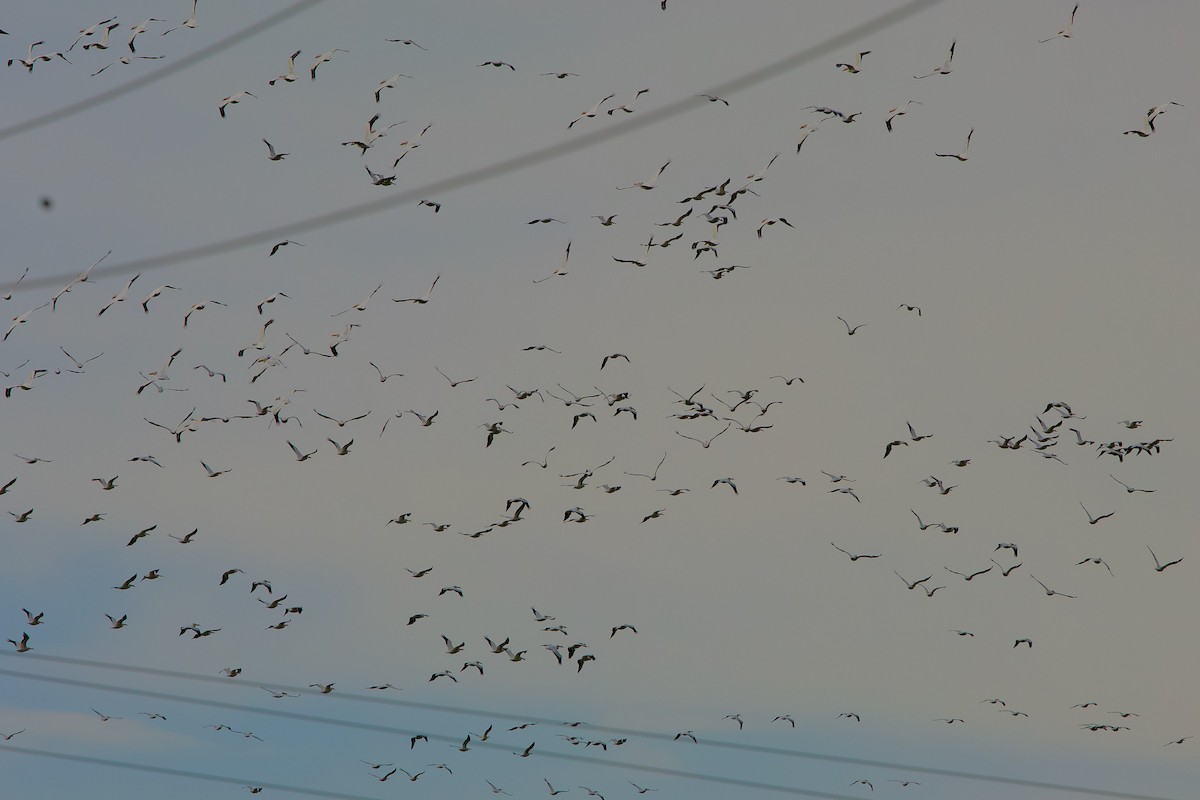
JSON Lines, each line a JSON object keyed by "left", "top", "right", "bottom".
{"left": 2, "top": 2, "right": 1195, "bottom": 798}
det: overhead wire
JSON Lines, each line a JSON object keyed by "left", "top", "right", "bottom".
{"left": 0, "top": 654, "right": 1187, "bottom": 800}
{"left": 13, "top": 0, "right": 946, "bottom": 292}
{"left": 0, "top": 743, "right": 391, "bottom": 800}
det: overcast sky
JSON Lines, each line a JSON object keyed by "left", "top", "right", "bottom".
{"left": 1, "top": 2, "right": 1197, "bottom": 799}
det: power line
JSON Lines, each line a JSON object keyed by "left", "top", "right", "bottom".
{"left": 14, "top": 0, "right": 946, "bottom": 293}
{"left": 0, "top": 667, "right": 891, "bottom": 800}
{"left": 0, "top": 0, "right": 328, "bottom": 144}
{"left": 1, "top": 654, "right": 1186, "bottom": 800}
{"left": 0, "top": 743, "right": 390, "bottom": 800}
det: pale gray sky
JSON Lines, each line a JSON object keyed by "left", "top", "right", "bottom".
{"left": 1, "top": 2, "right": 1197, "bottom": 799}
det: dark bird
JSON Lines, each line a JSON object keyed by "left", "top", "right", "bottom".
{"left": 1148, "top": 546, "right": 1183, "bottom": 572}
{"left": 838, "top": 316, "right": 866, "bottom": 335}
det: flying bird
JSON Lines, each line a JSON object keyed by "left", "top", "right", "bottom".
{"left": 1039, "top": 4, "right": 1079, "bottom": 43}
{"left": 885, "top": 100, "right": 923, "bottom": 131}
{"left": 310, "top": 49, "right": 349, "bottom": 80}
{"left": 914, "top": 40, "right": 956, "bottom": 77}
{"left": 262, "top": 139, "right": 288, "bottom": 161}
{"left": 375, "top": 73, "right": 412, "bottom": 103}
{"left": 935, "top": 128, "right": 974, "bottom": 161}
{"left": 617, "top": 160, "right": 671, "bottom": 191}
{"left": 1031, "top": 575, "right": 1076, "bottom": 598}
{"left": 268, "top": 50, "right": 302, "bottom": 85}
{"left": 394, "top": 275, "right": 441, "bottom": 304}
{"left": 835, "top": 50, "right": 871, "bottom": 73}
{"left": 1080, "top": 502, "right": 1114, "bottom": 525}
{"left": 218, "top": 91, "right": 256, "bottom": 118}
{"left": 1148, "top": 546, "right": 1183, "bottom": 572}
{"left": 838, "top": 316, "right": 867, "bottom": 335}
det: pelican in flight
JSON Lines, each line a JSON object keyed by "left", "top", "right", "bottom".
{"left": 914, "top": 40, "right": 955, "bottom": 78}
{"left": 1039, "top": 4, "right": 1079, "bottom": 43}
{"left": 935, "top": 128, "right": 973, "bottom": 161}
{"left": 218, "top": 91, "right": 256, "bottom": 118}
{"left": 835, "top": 50, "right": 871, "bottom": 73}
{"left": 268, "top": 50, "right": 301, "bottom": 85}
{"left": 617, "top": 160, "right": 671, "bottom": 191}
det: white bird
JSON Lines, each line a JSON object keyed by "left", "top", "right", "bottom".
{"left": 568, "top": 94, "right": 615, "bottom": 128}
{"left": 1146, "top": 102, "right": 1184, "bottom": 132}
{"left": 68, "top": 18, "right": 117, "bottom": 51}
{"left": 885, "top": 100, "right": 923, "bottom": 131}
{"left": 2, "top": 267, "right": 29, "bottom": 301}
{"left": 804, "top": 105, "right": 859, "bottom": 123}
{"left": 364, "top": 164, "right": 396, "bottom": 185}
{"left": 4, "top": 368, "right": 48, "bottom": 398}
{"left": 7, "top": 41, "right": 71, "bottom": 72}
{"left": 607, "top": 88, "right": 649, "bottom": 115}
{"left": 331, "top": 283, "right": 382, "bottom": 316}
{"left": 237, "top": 319, "right": 273, "bottom": 357}
{"left": 82, "top": 23, "right": 120, "bottom": 52}
{"left": 127, "top": 19, "right": 164, "bottom": 52}
{"left": 162, "top": 0, "right": 199, "bottom": 35}
{"left": 310, "top": 49, "right": 349, "bottom": 81}
{"left": 617, "top": 160, "right": 671, "bottom": 191}
{"left": 262, "top": 139, "right": 288, "bottom": 161}
{"left": 711, "top": 477, "right": 738, "bottom": 494}
{"left": 218, "top": 91, "right": 256, "bottom": 118}
{"left": 393, "top": 275, "right": 441, "bottom": 304}
{"left": 1110, "top": 474, "right": 1154, "bottom": 493}
{"left": 911, "top": 509, "right": 939, "bottom": 531}
{"left": 1039, "top": 4, "right": 1079, "bottom": 43}
{"left": 375, "top": 73, "right": 412, "bottom": 103}
{"left": 182, "top": 300, "right": 226, "bottom": 328}
{"left": 4, "top": 302, "right": 50, "bottom": 341}
{"left": 287, "top": 441, "right": 317, "bottom": 462}
{"left": 756, "top": 217, "right": 793, "bottom": 238}
{"left": 90, "top": 55, "right": 166, "bottom": 76}
{"left": 835, "top": 50, "right": 871, "bottom": 73}
{"left": 914, "top": 40, "right": 956, "bottom": 78}
{"left": 140, "top": 284, "right": 181, "bottom": 313}
{"left": 268, "top": 50, "right": 301, "bottom": 85}
{"left": 201, "top": 461, "right": 231, "bottom": 477}
{"left": 408, "top": 409, "right": 438, "bottom": 427}
{"left": 256, "top": 292, "right": 290, "bottom": 314}
{"left": 936, "top": 126, "right": 974, "bottom": 159}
